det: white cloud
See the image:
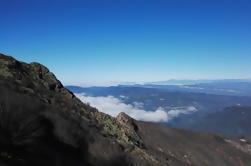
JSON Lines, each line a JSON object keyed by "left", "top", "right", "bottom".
{"left": 75, "top": 93, "right": 168, "bottom": 122}
{"left": 133, "top": 101, "right": 144, "bottom": 108}
{"left": 119, "top": 95, "right": 126, "bottom": 99}
{"left": 75, "top": 93, "right": 197, "bottom": 123}
{"left": 167, "top": 106, "right": 198, "bottom": 119}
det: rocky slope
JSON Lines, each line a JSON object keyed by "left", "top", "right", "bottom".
{"left": 0, "top": 53, "right": 251, "bottom": 166}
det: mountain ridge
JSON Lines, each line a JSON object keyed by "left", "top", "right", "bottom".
{"left": 0, "top": 53, "right": 251, "bottom": 166}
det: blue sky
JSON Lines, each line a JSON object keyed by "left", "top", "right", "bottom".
{"left": 0, "top": 0, "right": 251, "bottom": 85}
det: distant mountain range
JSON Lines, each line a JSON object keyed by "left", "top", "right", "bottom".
{"left": 116, "top": 79, "right": 251, "bottom": 97}
{"left": 67, "top": 80, "right": 251, "bottom": 138}
{"left": 145, "top": 79, "right": 251, "bottom": 85}
{"left": 75, "top": 79, "right": 251, "bottom": 96}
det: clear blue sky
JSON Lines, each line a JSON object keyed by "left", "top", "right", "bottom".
{"left": 0, "top": 0, "right": 251, "bottom": 85}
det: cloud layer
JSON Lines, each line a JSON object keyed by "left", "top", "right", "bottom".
{"left": 167, "top": 106, "right": 197, "bottom": 120}
{"left": 75, "top": 93, "right": 197, "bottom": 122}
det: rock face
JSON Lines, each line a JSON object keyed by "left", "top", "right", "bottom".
{"left": 116, "top": 112, "right": 143, "bottom": 147}
{"left": 0, "top": 53, "right": 251, "bottom": 166}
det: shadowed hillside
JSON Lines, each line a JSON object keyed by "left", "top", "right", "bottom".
{"left": 0, "top": 53, "right": 251, "bottom": 166}
{"left": 187, "top": 106, "right": 251, "bottom": 138}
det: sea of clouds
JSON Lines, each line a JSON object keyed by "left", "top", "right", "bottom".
{"left": 75, "top": 93, "right": 197, "bottom": 122}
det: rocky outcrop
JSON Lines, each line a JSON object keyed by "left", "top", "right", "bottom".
{"left": 116, "top": 112, "right": 143, "bottom": 147}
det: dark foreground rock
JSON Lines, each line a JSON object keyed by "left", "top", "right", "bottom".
{"left": 0, "top": 53, "right": 251, "bottom": 166}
